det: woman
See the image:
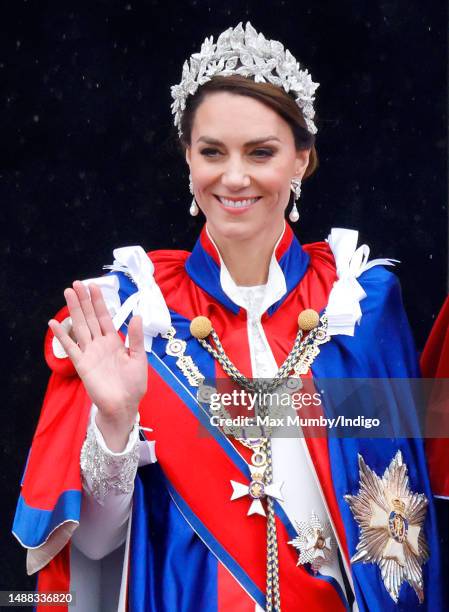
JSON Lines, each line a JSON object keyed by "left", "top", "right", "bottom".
{"left": 13, "top": 22, "right": 444, "bottom": 611}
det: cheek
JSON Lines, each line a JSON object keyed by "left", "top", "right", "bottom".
{"left": 257, "top": 165, "right": 291, "bottom": 195}
{"left": 192, "top": 164, "right": 218, "bottom": 191}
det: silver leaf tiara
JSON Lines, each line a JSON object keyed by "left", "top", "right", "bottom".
{"left": 170, "top": 21, "right": 319, "bottom": 138}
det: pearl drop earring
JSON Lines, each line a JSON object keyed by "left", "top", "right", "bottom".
{"left": 289, "top": 178, "right": 302, "bottom": 223}
{"left": 189, "top": 173, "right": 199, "bottom": 216}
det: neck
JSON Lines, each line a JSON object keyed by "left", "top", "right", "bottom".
{"left": 207, "top": 221, "right": 285, "bottom": 286}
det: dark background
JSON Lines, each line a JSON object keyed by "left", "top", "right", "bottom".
{"left": 1, "top": 0, "right": 447, "bottom": 592}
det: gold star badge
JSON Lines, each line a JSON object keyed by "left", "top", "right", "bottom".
{"left": 345, "top": 451, "right": 429, "bottom": 603}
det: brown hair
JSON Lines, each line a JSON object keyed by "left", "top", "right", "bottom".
{"left": 178, "top": 75, "right": 318, "bottom": 179}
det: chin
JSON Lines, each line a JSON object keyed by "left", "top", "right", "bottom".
{"left": 215, "top": 220, "right": 275, "bottom": 246}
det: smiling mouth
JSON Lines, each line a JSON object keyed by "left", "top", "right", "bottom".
{"left": 214, "top": 195, "right": 261, "bottom": 208}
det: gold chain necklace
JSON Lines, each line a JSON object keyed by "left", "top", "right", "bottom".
{"left": 163, "top": 309, "right": 331, "bottom": 612}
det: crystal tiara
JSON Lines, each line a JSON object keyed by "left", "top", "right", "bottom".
{"left": 170, "top": 21, "right": 319, "bottom": 138}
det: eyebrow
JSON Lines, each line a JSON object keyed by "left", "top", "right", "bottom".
{"left": 196, "top": 136, "right": 281, "bottom": 146}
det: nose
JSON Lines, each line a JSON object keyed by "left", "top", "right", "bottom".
{"left": 221, "top": 157, "right": 250, "bottom": 190}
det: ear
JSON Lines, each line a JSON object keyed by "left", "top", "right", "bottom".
{"left": 185, "top": 146, "right": 191, "bottom": 168}
{"left": 294, "top": 149, "right": 310, "bottom": 178}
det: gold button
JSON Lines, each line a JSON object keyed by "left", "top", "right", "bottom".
{"left": 298, "top": 309, "right": 319, "bottom": 331}
{"left": 190, "top": 316, "right": 213, "bottom": 339}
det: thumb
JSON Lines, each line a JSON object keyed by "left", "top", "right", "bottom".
{"left": 128, "top": 315, "right": 145, "bottom": 358}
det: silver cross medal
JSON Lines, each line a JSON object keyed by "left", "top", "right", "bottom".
{"left": 230, "top": 464, "right": 284, "bottom": 516}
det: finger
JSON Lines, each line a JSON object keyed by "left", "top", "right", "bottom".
{"left": 48, "top": 319, "right": 82, "bottom": 365}
{"left": 72, "top": 281, "right": 102, "bottom": 339}
{"left": 89, "top": 284, "right": 116, "bottom": 335}
{"left": 64, "top": 287, "right": 92, "bottom": 351}
{"left": 127, "top": 315, "right": 145, "bottom": 359}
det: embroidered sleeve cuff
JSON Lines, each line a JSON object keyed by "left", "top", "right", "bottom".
{"left": 80, "top": 407, "right": 140, "bottom": 504}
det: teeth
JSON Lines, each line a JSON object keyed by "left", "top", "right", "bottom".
{"left": 218, "top": 197, "right": 259, "bottom": 208}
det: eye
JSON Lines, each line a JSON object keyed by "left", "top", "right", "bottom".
{"left": 251, "top": 148, "right": 274, "bottom": 158}
{"left": 199, "top": 147, "right": 275, "bottom": 158}
{"left": 200, "top": 148, "right": 221, "bottom": 157}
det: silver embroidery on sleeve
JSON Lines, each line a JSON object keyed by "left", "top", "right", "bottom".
{"left": 80, "top": 423, "right": 140, "bottom": 504}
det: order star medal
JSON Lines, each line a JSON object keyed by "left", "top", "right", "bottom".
{"left": 288, "top": 511, "right": 334, "bottom": 573}
{"left": 230, "top": 464, "right": 284, "bottom": 516}
{"left": 345, "top": 451, "right": 429, "bottom": 603}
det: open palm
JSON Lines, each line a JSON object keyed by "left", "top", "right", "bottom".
{"left": 49, "top": 281, "right": 148, "bottom": 425}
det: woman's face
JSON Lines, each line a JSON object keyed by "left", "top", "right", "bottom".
{"left": 185, "top": 91, "right": 310, "bottom": 243}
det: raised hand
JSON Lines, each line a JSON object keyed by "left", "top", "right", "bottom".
{"left": 48, "top": 281, "right": 148, "bottom": 450}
